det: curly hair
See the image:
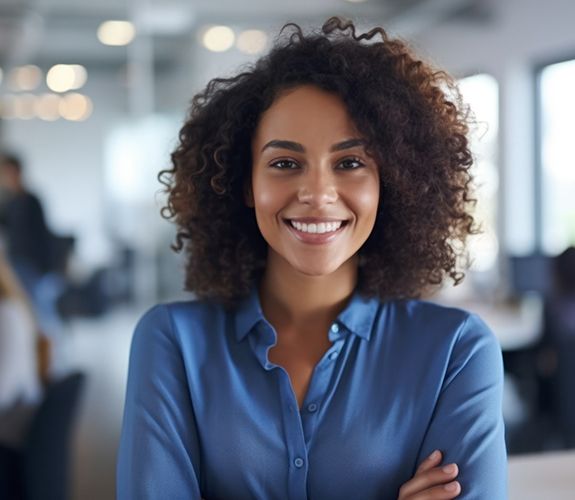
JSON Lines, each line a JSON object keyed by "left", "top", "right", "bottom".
{"left": 161, "top": 17, "right": 478, "bottom": 306}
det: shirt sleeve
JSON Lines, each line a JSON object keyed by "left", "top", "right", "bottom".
{"left": 0, "top": 300, "right": 40, "bottom": 407}
{"left": 117, "top": 305, "right": 202, "bottom": 500}
{"left": 415, "top": 313, "right": 508, "bottom": 499}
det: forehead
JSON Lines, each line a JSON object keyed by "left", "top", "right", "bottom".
{"left": 252, "top": 85, "right": 360, "bottom": 149}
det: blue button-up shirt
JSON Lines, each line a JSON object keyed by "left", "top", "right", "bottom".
{"left": 117, "top": 287, "right": 507, "bottom": 499}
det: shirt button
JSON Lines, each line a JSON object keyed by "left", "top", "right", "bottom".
{"left": 328, "top": 350, "right": 339, "bottom": 360}
{"left": 294, "top": 457, "right": 304, "bottom": 468}
{"left": 307, "top": 403, "right": 318, "bottom": 412}
{"left": 330, "top": 323, "right": 339, "bottom": 334}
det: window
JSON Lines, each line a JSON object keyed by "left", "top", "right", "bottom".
{"left": 458, "top": 74, "right": 499, "bottom": 278}
{"left": 538, "top": 58, "right": 575, "bottom": 254}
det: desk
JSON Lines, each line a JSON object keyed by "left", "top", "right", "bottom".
{"left": 508, "top": 450, "right": 575, "bottom": 499}
{"left": 433, "top": 293, "right": 543, "bottom": 351}
{"left": 472, "top": 295, "right": 543, "bottom": 351}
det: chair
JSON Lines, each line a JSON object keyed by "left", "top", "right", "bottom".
{"left": 0, "top": 372, "right": 86, "bottom": 500}
{"left": 533, "top": 247, "right": 575, "bottom": 448}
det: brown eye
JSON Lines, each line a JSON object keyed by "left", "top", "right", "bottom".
{"left": 270, "top": 159, "right": 299, "bottom": 170}
{"left": 337, "top": 157, "right": 365, "bottom": 170}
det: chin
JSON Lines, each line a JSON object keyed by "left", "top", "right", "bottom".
{"left": 290, "top": 260, "right": 345, "bottom": 277}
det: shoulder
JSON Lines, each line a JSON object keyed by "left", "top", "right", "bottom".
{"left": 385, "top": 298, "right": 494, "bottom": 341}
{"left": 128, "top": 298, "right": 232, "bottom": 374}
{"left": 25, "top": 191, "right": 42, "bottom": 204}
{"left": 389, "top": 298, "right": 466, "bottom": 323}
{"left": 14, "top": 192, "right": 42, "bottom": 209}
{"left": 416, "top": 300, "right": 502, "bottom": 380}
{"left": 137, "top": 298, "right": 227, "bottom": 329}
{"left": 0, "top": 298, "right": 35, "bottom": 333}
{"left": 379, "top": 298, "right": 500, "bottom": 372}
{"left": 133, "top": 298, "right": 229, "bottom": 347}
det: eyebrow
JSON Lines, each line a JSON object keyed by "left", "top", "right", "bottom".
{"left": 260, "top": 138, "right": 365, "bottom": 153}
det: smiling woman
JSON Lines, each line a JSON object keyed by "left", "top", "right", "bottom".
{"left": 117, "top": 17, "right": 507, "bottom": 500}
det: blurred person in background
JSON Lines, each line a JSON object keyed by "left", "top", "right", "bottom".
{"left": 0, "top": 153, "right": 63, "bottom": 340}
{"left": 0, "top": 250, "right": 45, "bottom": 481}
{"left": 118, "top": 18, "right": 507, "bottom": 499}
{"left": 540, "top": 246, "right": 575, "bottom": 447}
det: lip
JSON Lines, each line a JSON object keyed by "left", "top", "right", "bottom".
{"left": 283, "top": 218, "right": 347, "bottom": 245}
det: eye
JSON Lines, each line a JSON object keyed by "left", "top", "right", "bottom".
{"left": 337, "top": 157, "right": 365, "bottom": 170}
{"left": 269, "top": 159, "right": 299, "bottom": 170}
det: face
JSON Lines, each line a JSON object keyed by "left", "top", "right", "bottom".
{"left": 0, "top": 163, "right": 21, "bottom": 192}
{"left": 249, "top": 85, "right": 380, "bottom": 277}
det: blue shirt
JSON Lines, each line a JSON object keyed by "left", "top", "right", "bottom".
{"left": 117, "top": 287, "right": 507, "bottom": 499}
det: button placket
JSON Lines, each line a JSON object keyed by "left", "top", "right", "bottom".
{"left": 300, "top": 331, "right": 347, "bottom": 447}
{"left": 274, "top": 365, "right": 308, "bottom": 500}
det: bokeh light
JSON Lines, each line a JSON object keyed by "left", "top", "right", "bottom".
{"left": 236, "top": 30, "right": 267, "bottom": 55}
{"left": 35, "top": 93, "right": 62, "bottom": 121}
{"left": 8, "top": 65, "right": 42, "bottom": 91}
{"left": 47, "top": 64, "right": 88, "bottom": 93}
{"left": 13, "top": 93, "right": 36, "bottom": 119}
{"left": 97, "top": 20, "right": 136, "bottom": 46}
{"left": 59, "top": 93, "right": 93, "bottom": 121}
{"left": 201, "top": 25, "right": 235, "bottom": 52}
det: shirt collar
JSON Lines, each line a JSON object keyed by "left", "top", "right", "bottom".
{"left": 234, "top": 286, "right": 265, "bottom": 342}
{"left": 336, "top": 291, "right": 379, "bottom": 341}
{"left": 234, "top": 285, "right": 380, "bottom": 342}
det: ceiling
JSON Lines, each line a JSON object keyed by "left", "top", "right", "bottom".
{"left": 0, "top": 0, "right": 486, "bottom": 72}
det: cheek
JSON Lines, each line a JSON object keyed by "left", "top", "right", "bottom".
{"left": 252, "top": 177, "right": 288, "bottom": 221}
{"left": 351, "top": 183, "right": 380, "bottom": 224}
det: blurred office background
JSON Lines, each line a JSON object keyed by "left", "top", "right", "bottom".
{"left": 0, "top": 0, "right": 574, "bottom": 498}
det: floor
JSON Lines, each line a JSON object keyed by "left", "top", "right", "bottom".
{"left": 63, "top": 307, "right": 140, "bottom": 500}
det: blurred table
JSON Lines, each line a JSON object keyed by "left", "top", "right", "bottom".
{"left": 434, "top": 293, "right": 544, "bottom": 351}
{"left": 471, "top": 294, "right": 543, "bottom": 351}
{"left": 508, "top": 450, "right": 575, "bottom": 499}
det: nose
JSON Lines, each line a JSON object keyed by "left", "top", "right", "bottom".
{"left": 297, "top": 167, "right": 338, "bottom": 207}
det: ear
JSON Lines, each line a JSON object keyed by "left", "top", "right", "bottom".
{"left": 243, "top": 182, "right": 254, "bottom": 208}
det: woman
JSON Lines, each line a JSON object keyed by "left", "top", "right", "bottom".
{"left": 0, "top": 250, "right": 42, "bottom": 448}
{"left": 118, "top": 18, "right": 507, "bottom": 499}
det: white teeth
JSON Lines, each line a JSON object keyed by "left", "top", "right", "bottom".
{"left": 290, "top": 220, "right": 343, "bottom": 234}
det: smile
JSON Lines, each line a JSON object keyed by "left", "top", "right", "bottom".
{"left": 284, "top": 218, "right": 348, "bottom": 245}
{"left": 289, "top": 220, "right": 343, "bottom": 234}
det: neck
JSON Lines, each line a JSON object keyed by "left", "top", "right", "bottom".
{"left": 259, "top": 252, "right": 357, "bottom": 331}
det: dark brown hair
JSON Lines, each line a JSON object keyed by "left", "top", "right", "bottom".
{"left": 161, "top": 17, "right": 478, "bottom": 306}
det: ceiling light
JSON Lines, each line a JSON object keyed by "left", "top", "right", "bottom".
{"left": 0, "top": 94, "right": 17, "bottom": 119}
{"left": 8, "top": 65, "right": 42, "bottom": 91}
{"left": 236, "top": 30, "right": 268, "bottom": 55}
{"left": 201, "top": 25, "right": 235, "bottom": 52}
{"left": 13, "top": 93, "right": 36, "bottom": 120}
{"left": 0, "top": 67, "right": 3, "bottom": 86}
{"left": 35, "top": 93, "right": 61, "bottom": 121}
{"left": 47, "top": 64, "right": 75, "bottom": 92}
{"left": 98, "top": 20, "right": 136, "bottom": 46}
{"left": 345, "top": 0, "right": 368, "bottom": 3}
{"left": 59, "top": 93, "right": 93, "bottom": 121}
{"left": 46, "top": 64, "right": 87, "bottom": 93}
{"left": 69, "top": 65, "right": 88, "bottom": 89}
